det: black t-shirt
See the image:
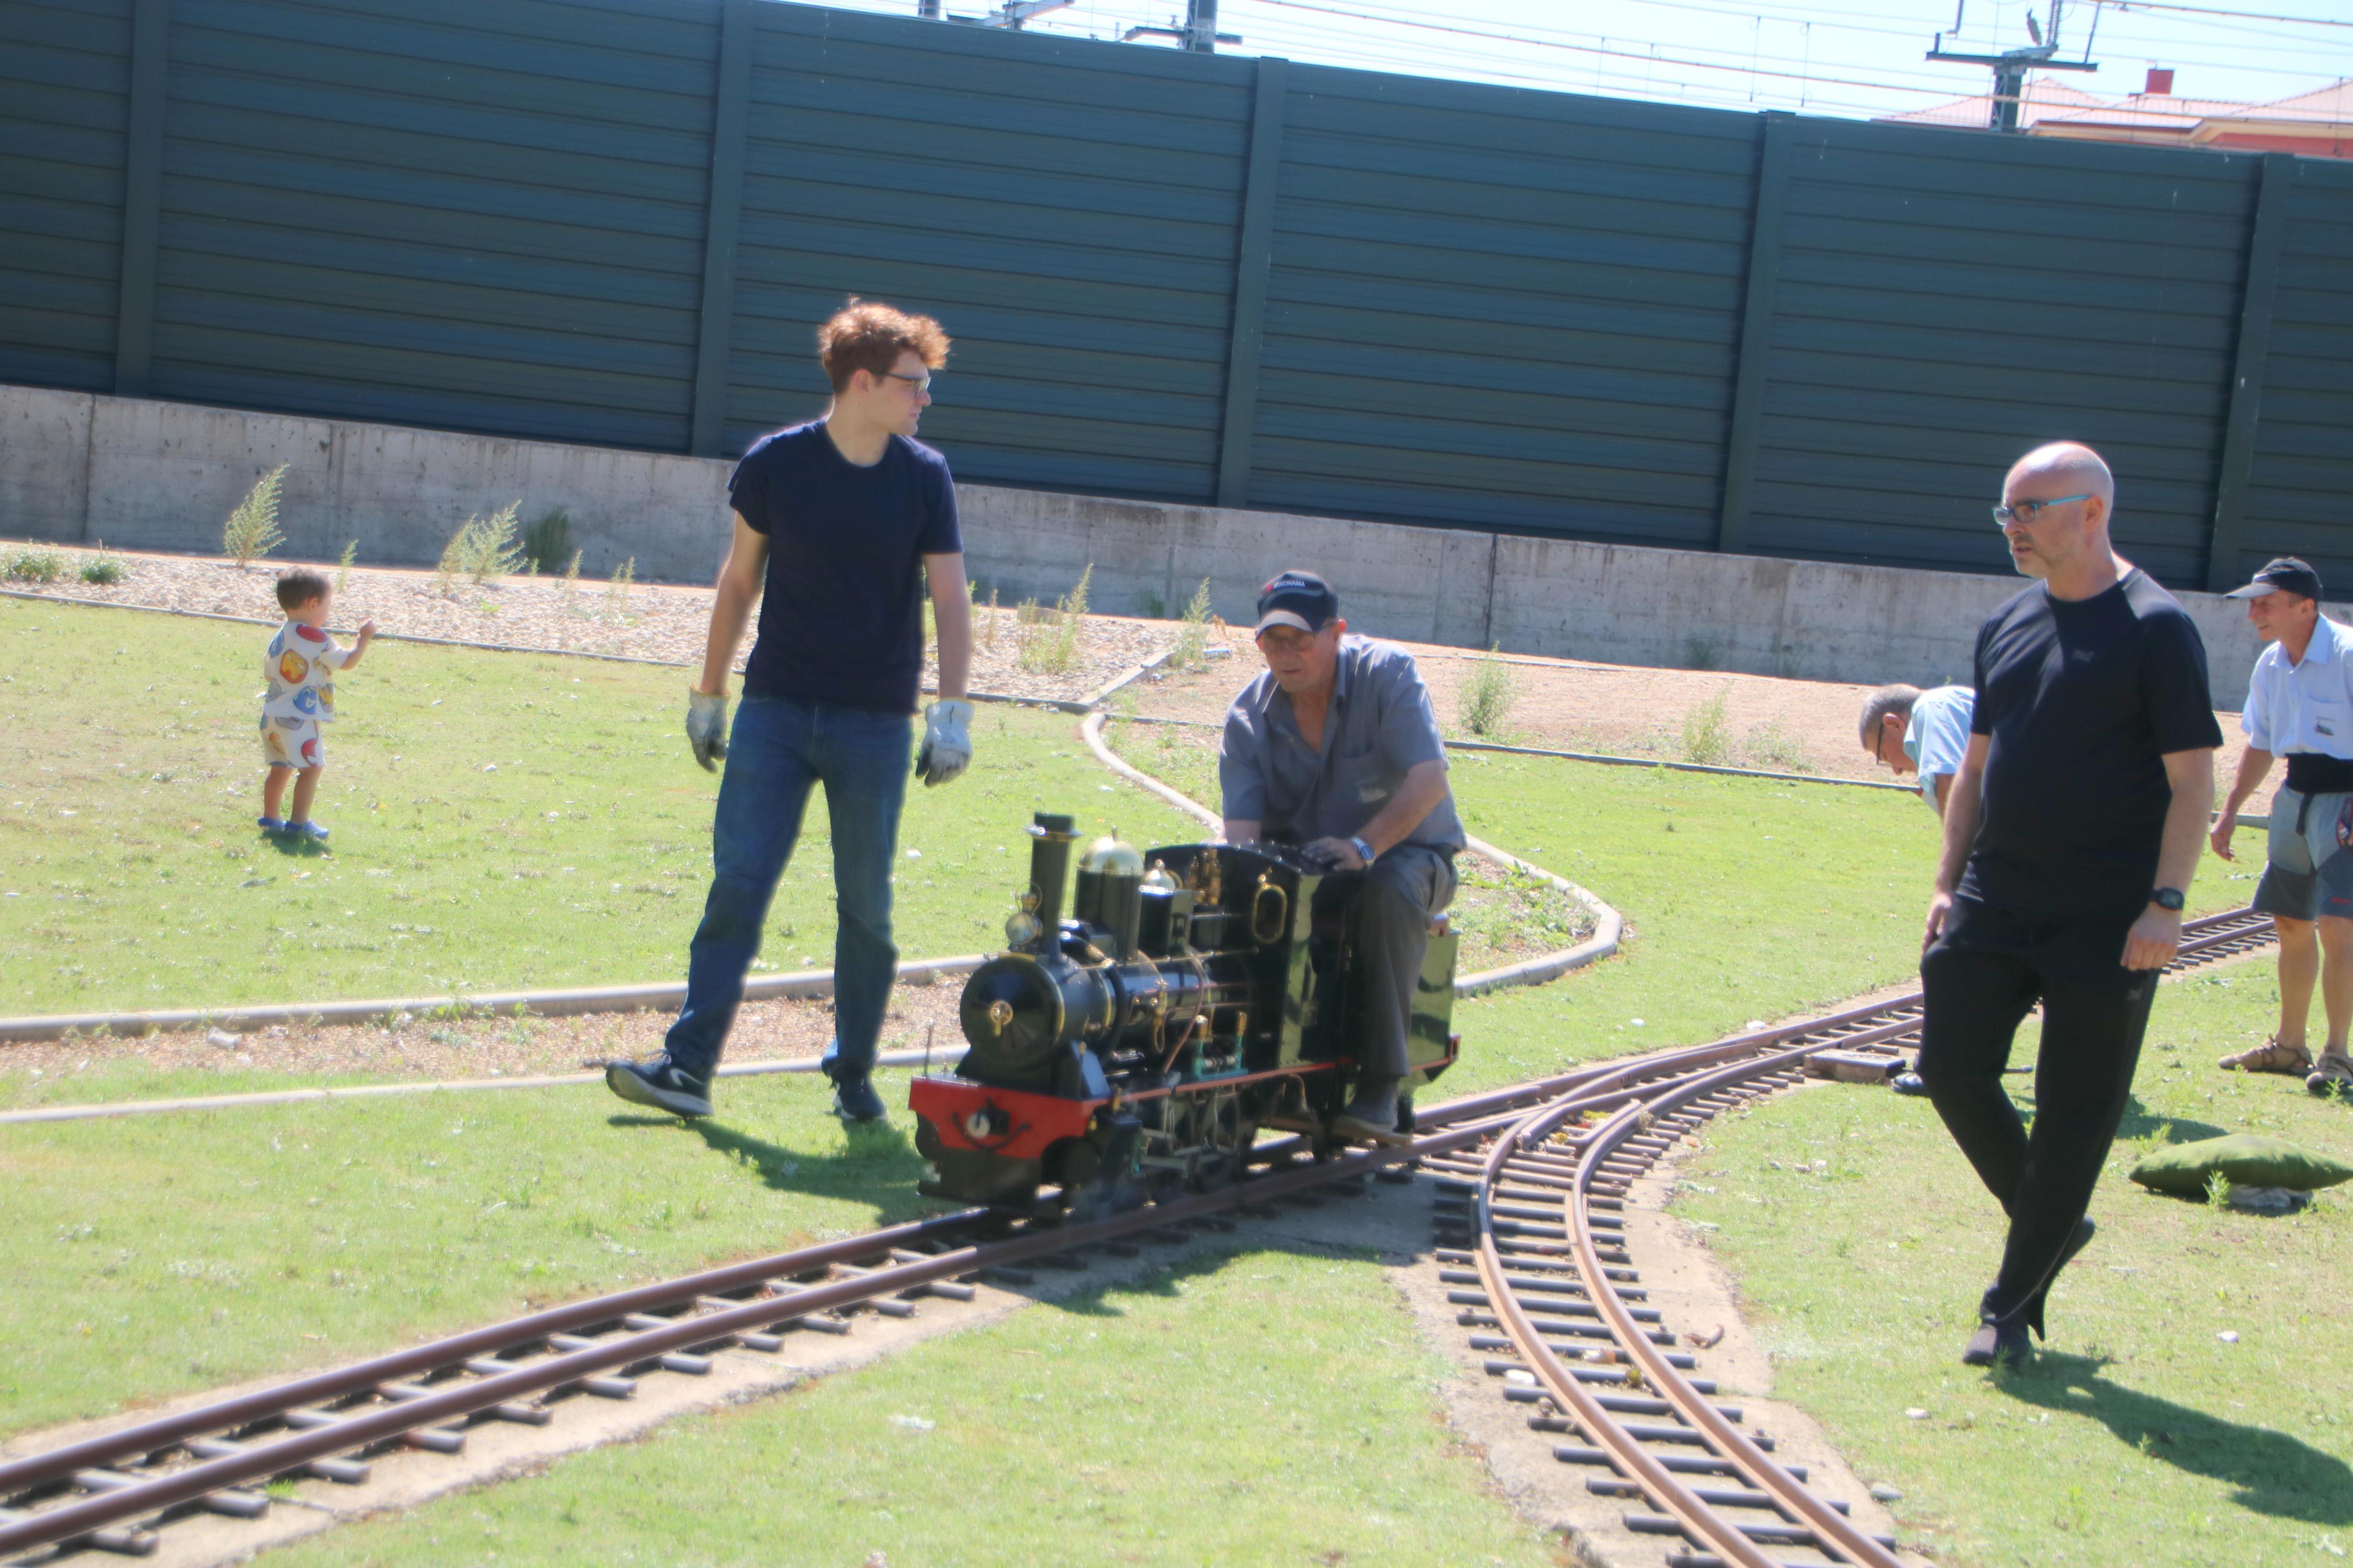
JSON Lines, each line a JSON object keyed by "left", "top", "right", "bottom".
{"left": 728, "top": 422, "right": 962, "bottom": 715}
{"left": 1961, "top": 568, "right": 2224, "bottom": 923}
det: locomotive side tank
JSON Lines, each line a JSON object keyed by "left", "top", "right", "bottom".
{"left": 912, "top": 810, "right": 1458, "bottom": 1213}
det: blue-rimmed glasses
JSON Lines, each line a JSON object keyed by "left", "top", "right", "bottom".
{"left": 1992, "top": 493, "right": 2092, "bottom": 528}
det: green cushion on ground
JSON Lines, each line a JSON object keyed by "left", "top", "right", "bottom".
{"left": 2129, "top": 1132, "right": 2353, "bottom": 1195}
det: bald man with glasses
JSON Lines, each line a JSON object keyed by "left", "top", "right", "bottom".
{"left": 1915, "top": 442, "right": 2221, "bottom": 1370}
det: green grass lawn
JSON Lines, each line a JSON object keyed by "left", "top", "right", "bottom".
{"left": 0, "top": 596, "right": 1199, "bottom": 1018}
{"left": 267, "top": 1245, "right": 1564, "bottom": 1568}
{"left": 1676, "top": 968, "right": 2353, "bottom": 1567}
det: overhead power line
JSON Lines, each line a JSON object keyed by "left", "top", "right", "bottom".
{"left": 2101, "top": 0, "right": 2353, "bottom": 27}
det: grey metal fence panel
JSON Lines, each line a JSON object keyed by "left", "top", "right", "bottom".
{"left": 146, "top": 0, "right": 717, "bottom": 449}
{"left": 724, "top": 5, "right": 1253, "bottom": 499}
{"left": 2239, "top": 159, "right": 2353, "bottom": 588}
{"left": 1754, "top": 120, "right": 2262, "bottom": 584}
{"left": 1250, "top": 65, "right": 1755, "bottom": 545}
{"left": 0, "top": 0, "right": 2347, "bottom": 592}
{"left": 0, "top": 0, "right": 133, "bottom": 392}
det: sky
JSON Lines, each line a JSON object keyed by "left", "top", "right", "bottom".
{"left": 817, "top": 0, "right": 2353, "bottom": 123}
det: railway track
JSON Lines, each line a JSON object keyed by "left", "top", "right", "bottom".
{"left": 1429, "top": 904, "right": 2274, "bottom": 1568}
{"left": 0, "top": 908, "right": 2272, "bottom": 1566}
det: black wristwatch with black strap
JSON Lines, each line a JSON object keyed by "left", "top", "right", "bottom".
{"left": 2151, "top": 887, "right": 2185, "bottom": 912}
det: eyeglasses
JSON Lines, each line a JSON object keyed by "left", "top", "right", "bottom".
{"left": 1991, "top": 493, "right": 2092, "bottom": 529}
{"left": 1255, "top": 627, "right": 1319, "bottom": 655}
{"left": 881, "top": 371, "right": 932, "bottom": 393}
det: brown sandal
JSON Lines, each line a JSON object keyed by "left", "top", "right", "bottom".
{"left": 2220, "top": 1037, "right": 2314, "bottom": 1075}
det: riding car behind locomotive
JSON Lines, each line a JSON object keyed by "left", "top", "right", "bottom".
{"left": 911, "top": 810, "right": 1459, "bottom": 1215}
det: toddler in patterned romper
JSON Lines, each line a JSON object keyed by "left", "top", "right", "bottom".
{"left": 258, "top": 568, "right": 375, "bottom": 841}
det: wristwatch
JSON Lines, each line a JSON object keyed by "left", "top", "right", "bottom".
{"left": 1350, "top": 835, "right": 1376, "bottom": 866}
{"left": 2151, "top": 887, "right": 2185, "bottom": 911}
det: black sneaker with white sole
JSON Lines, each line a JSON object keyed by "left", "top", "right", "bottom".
{"left": 826, "top": 1066, "right": 887, "bottom": 1123}
{"left": 604, "top": 1055, "right": 713, "bottom": 1118}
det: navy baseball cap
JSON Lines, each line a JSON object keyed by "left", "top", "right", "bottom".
{"left": 2225, "top": 557, "right": 2323, "bottom": 601}
{"left": 1254, "top": 570, "right": 1339, "bottom": 636}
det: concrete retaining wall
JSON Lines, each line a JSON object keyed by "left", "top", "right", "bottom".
{"left": 0, "top": 383, "right": 2292, "bottom": 695}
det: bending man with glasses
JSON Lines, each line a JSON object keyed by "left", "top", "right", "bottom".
{"left": 1918, "top": 442, "right": 2220, "bottom": 1369}
{"left": 608, "top": 300, "right": 974, "bottom": 1126}
{"left": 1219, "top": 571, "right": 1464, "bottom": 1144}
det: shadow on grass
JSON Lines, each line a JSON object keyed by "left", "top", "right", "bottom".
{"left": 2115, "top": 1093, "right": 2230, "bottom": 1144}
{"left": 606, "top": 1113, "right": 943, "bottom": 1227}
{"left": 1999, "top": 1352, "right": 2353, "bottom": 1524}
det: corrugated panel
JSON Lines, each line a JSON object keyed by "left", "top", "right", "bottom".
{"left": 2237, "top": 160, "right": 2353, "bottom": 587}
{"left": 724, "top": 5, "right": 1251, "bottom": 499}
{"left": 1250, "top": 65, "right": 1754, "bottom": 545}
{"left": 0, "top": 0, "right": 132, "bottom": 391}
{"left": 147, "top": 0, "right": 716, "bottom": 449}
{"left": 1751, "top": 120, "right": 2260, "bottom": 582}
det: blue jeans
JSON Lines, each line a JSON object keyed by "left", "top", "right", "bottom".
{"left": 663, "top": 696, "right": 911, "bottom": 1080}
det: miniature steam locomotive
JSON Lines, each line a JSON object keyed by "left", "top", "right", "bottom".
{"left": 910, "top": 810, "right": 1460, "bottom": 1215}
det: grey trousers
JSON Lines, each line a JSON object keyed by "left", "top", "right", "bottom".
{"left": 1350, "top": 844, "right": 1458, "bottom": 1079}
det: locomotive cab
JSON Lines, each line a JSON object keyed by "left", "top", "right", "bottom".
{"left": 913, "top": 810, "right": 1458, "bottom": 1214}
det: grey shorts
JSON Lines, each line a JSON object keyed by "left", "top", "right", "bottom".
{"left": 2256, "top": 786, "right": 2353, "bottom": 922}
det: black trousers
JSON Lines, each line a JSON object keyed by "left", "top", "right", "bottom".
{"left": 1917, "top": 903, "right": 2157, "bottom": 1324}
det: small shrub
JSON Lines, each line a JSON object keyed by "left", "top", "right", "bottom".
{"left": 1141, "top": 589, "right": 1168, "bottom": 620}
{"left": 1685, "top": 635, "right": 1723, "bottom": 672}
{"left": 604, "top": 556, "right": 636, "bottom": 619}
{"left": 1744, "top": 720, "right": 1812, "bottom": 773}
{"left": 1171, "top": 577, "right": 1213, "bottom": 671}
{"left": 6, "top": 547, "right": 66, "bottom": 584}
{"left": 222, "top": 464, "right": 289, "bottom": 568}
{"left": 522, "top": 507, "right": 572, "bottom": 576}
{"left": 332, "top": 539, "right": 356, "bottom": 597}
{"left": 1681, "top": 688, "right": 1734, "bottom": 766}
{"left": 1457, "top": 644, "right": 1517, "bottom": 738}
{"left": 1020, "top": 564, "right": 1091, "bottom": 675}
{"left": 436, "top": 501, "right": 525, "bottom": 588}
{"left": 80, "top": 546, "right": 126, "bottom": 585}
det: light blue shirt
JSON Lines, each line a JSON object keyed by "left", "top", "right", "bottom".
{"left": 2241, "top": 614, "right": 2353, "bottom": 758}
{"left": 1904, "top": 685, "right": 1975, "bottom": 808}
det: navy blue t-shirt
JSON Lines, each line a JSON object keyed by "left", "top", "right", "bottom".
{"left": 728, "top": 422, "right": 961, "bottom": 714}
{"left": 1961, "top": 568, "right": 2223, "bottom": 924}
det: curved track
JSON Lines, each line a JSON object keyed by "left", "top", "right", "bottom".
{"left": 1426, "top": 905, "right": 2273, "bottom": 1568}
{"left": 0, "top": 909, "right": 2271, "bottom": 1565}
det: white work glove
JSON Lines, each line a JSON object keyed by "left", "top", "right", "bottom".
{"left": 686, "top": 688, "right": 730, "bottom": 773}
{"left": 917, "top": 699, "right": 973, "bottom": 788}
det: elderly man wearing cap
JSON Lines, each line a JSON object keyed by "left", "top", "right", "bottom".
{"left": 2212, "top": 557, "right": 2353, "bottom": 1098}
{"left": 1219, "top": 570, "right": 1465, "bottom": 1144}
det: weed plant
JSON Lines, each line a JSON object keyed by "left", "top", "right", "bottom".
{"left": 435, "top": 502, "right": 526, "bottom": 592}
{"left": 221, "top": 465, "right": 288, "bottom": 568}
{"left": 77, "top": 545, "right": 126, "bottom": 586}
{"left": 1018, "top": 564, "right": 1091, "bottom": 675}
{"left": 1170, "top": 577, "right": 1214, "bottom": 671}
{"left": 1681, "top": 688, "right": 1734, "bottom": 766}
{"left": 604, "top": 556, "right": 636, "bottom": 621}
{"left": 559, "top": 549, "right": 583, "bottom": 613}
{"left": 332, "top": 539, "right": 356, "bottom": 597}
{"left": 6, "top": 547, "right": 66, "bottom": 584}
{"left": 1744, "top": 719, "right": 1813, "bottom": 773}
{"left": 982, "top": 586, "right": 1000, "bottom": 648}
{"left": 1457, "top": 644, "right": 1517, "bottom": 738}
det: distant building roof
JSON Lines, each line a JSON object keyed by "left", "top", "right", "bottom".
{"left": 1883, "top": 75, "right": 2353, "bottom": 158}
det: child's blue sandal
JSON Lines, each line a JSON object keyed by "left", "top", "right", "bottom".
{"left": 286, "top": 820, "right": 330, "bottom": 842}
{"left": 256, "top": 816, "right": 285, "bottom": 833}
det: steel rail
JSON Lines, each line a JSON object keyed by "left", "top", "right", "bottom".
{"left": 2, "top": 907, "right": 2271, "bottom": 1560}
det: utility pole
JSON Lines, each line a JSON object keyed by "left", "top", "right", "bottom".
{"left": 1122, "top": 0, "right": 1240, "bottom": 51}
{"left": 1926, "top": 0, "right": 2098, "bottom": 131}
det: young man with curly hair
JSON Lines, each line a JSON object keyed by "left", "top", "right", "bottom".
{"left": 608, "top": 301, "right": 974, "bottom": 1124}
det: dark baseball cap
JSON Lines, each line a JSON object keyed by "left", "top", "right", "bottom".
{"left": 1254, "top": 569, "right": 1339, "bottom": 635}
{"left": 2224, "top": 557, "right": 2323, "bottom": 601}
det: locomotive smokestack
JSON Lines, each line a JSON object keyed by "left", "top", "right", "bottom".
{"left": 1027, "top": 812, "right": 1078, "bottom": 948}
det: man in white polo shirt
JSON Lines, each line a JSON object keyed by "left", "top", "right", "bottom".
{"left": 2212, "top": 557, "right": 2353, "bottom": 1098}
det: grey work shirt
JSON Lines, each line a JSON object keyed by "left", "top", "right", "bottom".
{"left": 1218, "top": 635, "right": 1466, "bottom": 854}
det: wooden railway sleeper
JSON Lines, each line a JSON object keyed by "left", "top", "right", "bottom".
{"left": 381, "top": 1381, "right": 549, "bottom": 1428}
{"left": 0, "top": 1506, "right": 155, "bottom": 1558}
{"left": 1588, "top": 1477, "right": 1851, "bottom": 1515}
{"left": 280, "top": 1406, "right": 464, "bottom": 1454}
{"left": 1626, "top": 1512, "right": 1893, "bottom": 1548}
{"left": 181, "top": 1437, "right": 367, "bottom": 1486}
{"left": 1550, "top": 1446, "right": 1804, "bottom": 1481}
{"left": 70, "top": 1467, "right": 268, "bottom": 1521}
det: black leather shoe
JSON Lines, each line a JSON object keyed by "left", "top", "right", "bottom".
{"left": 1890, "top": 1070, "right": 1928, "bottom": 1096}
{"left": 1962, "top": 1317, "right": 2032, "bottom": 1369}
{"left": 604, "top": 1055, "right": 712, "bottom": 1118}
{"left": 827, "top": 1067, "right": 887, "bottom": 1123}
{"left": 1330, "top": 1078, "right": 1410, "bottom": 1146}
